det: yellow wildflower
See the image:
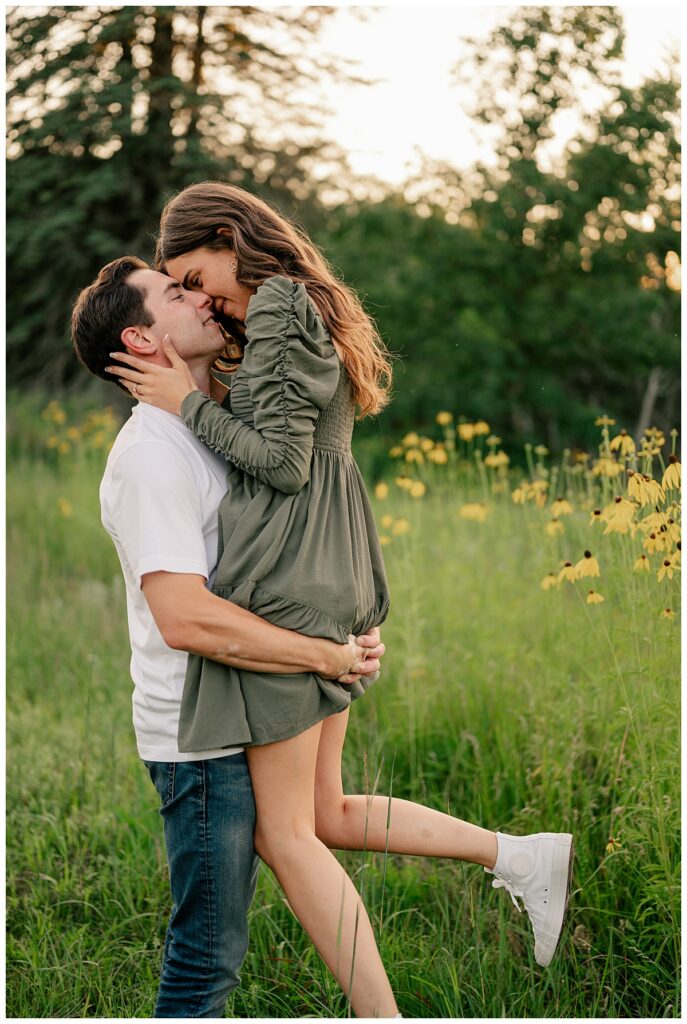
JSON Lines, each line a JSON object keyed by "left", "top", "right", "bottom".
{"left": 473, "top": 420, "right": 490, "bottom": 435}
{"left": 609, "top": 429, "right": 636, "bottom": 456}
{"left": 66, "top": 426, "right": 81, "bottom": 441}
{"left": 643, "top": 531, "right": 669, "bottom": 554}
{"left": 602, "top": 497, "right": 637, "bottom": 535}
{"left": 402, "top": 432, "right": 420, "bottom": 447}
{"left": 436, "top": 411, "right": 453, "bottom": 426}
{"left": 427, "top": 447, "right": 448, "bottom": 465}
{"left": 545, "top": 519, "right": 565, "bottom": 537}
{"left": 575, "top": 551, "right": 601, "bottom": 578}
{"left": 374, "top": 482, "right": 389, "bottom": 500}
{"left": 586, "top": 591, "right": 605, "bottom": 604}
{"left": 589, "top": 508, "right": 604, "bottom": 527}
{"left": 379, "top": 535, "right": 391, "bottom": 546}
{"left": 380, "top": 514, "right": 394, "bottom": 529}
{"left": 662, "top": 456, "right": 681, "bottom": 491}
{"left": 51, "top": 407, "right": 67, "bottom": 425}
{"left": 634, "top": 555, "right": 650, "bottom": 572}
{"left": 511, "top": 486, "right": 528, "bottom": 504}
{"left": 639, "top": 511, "right": 669, "bottom": 533}
{"left": 395, "top": 476, "right": 413, "bottom": 490}
{"left": 673, "top": 542, "right": 681, "bottom": 565}
{"left": 540, "top": 573, "right": 559, "bottom": 591}
{"left": 595, "top": 415, "right": 616, "bottom": 427}
{"left": 534, "top": 445, "right": 549, "bottom": 457}
{"left": 409, "top": 480, "right": 426, "bottom": 498}
{"left": 551, "top": 497, "right": 573, "bottom": 516}
{"left": 58, "top": 442, "right": 71, "bottom": 455}
{"left": 405, "top": 448, "right": 424, "bottom": 464}
{"left": 605, "top": 837, "right": 622, "bottom": 854}
{"left": 657, "top": 557, "right": 677, "bottom": 582}
{"left": 57, "top": 498, "right": 73, "bottom": 518}
{"left": 388, "top": 445, "right": 404, "bottom": 458}
{"left": 459, "top": 502, "right": 489, "bottom": 523}
{"left": 391, "top": 518, "right": 411, "bottom": 536}
{"left": 486, "top": 435, "right": 502, "bottom": 447}
{"left": 660, "top": 608, "right": 675, "bottom": 620}
{"left": 666, "top": 517, "right": 681, "bottom": 544}
{"left": 592, "top": 457, "right": 623, "bottom": 479}
{"left": 457, "top": 423, "right": 475, "bottom": 442}
{"left": 484, "top": 451, "right": 510, "bottom": 468}
{"left": 47, "top": 435, "right": 59, "bottom": 448}
{"left": 558, "top": 561, "right": 578, "bottom": 583}
{"left": 419, "top": 438, "right": 434, "bottom": 453}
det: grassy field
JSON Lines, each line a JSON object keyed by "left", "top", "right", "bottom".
{"left": 6, "top": 397, "right": 681, "bottom": 1018}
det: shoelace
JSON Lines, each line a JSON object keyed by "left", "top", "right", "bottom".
{"left": 491, "top": 877, "right": 525, "bottom": 912}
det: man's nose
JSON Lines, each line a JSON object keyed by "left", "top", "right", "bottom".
{"left": 194, "top": 290, "right": 212, "bottom": 310}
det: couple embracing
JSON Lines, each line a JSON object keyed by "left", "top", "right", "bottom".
{"left": 71, "top": 181, "right": 573, "bottom": 1018}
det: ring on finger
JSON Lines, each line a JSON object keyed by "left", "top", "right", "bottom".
{"left": 132, "top": 383, "right": 139, "bottom": 396}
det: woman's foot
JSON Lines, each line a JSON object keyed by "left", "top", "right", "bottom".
{"left": 485, "top": 831, "right": 574, "bottom": 966}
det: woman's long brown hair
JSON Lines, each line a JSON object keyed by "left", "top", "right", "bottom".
{"left": 155, "top": 182, "right": 392, "bottom": 417}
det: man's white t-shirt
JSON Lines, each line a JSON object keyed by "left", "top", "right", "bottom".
{"left": 100, "top": 402, "right": 243, "bottom": 762}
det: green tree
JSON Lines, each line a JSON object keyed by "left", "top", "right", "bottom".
{"left": 6, "top": 4, "right": 366, "bottom": 385}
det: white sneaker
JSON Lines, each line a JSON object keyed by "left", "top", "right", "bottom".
{"left": 485, "top": 831, "right": 574, "bottom": 966}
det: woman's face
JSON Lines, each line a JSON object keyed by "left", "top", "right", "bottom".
{"left": 165, "top": 247, "right": 256, "bottom": 323}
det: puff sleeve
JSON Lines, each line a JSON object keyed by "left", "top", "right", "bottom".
{"left": 180, "top": 276, "right": 341, "bottom": 494}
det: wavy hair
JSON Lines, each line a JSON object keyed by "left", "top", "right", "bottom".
{"left": 155, "top": 182, "right": 392, "bottom": 417}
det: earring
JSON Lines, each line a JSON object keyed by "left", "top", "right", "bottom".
{"left": 230, "top": 262, "right": 238, "bottom": 272}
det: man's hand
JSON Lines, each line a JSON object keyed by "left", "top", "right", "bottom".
{"left": 324, "top": 626, "right": 384, "bottom": 685}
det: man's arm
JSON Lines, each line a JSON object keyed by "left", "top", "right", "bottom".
{"left": 142, "top": 571, "right": 384, "bottom": 679}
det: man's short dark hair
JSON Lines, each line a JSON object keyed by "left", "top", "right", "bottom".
{"left": 71, "top": 256, "right": 154, "bottom": 388}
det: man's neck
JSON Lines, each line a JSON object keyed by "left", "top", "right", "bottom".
{"left": 187, "top": 359, "right": 229, "bottom": 405}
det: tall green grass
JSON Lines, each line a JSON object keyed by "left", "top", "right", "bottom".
{"left": 6, "top": 405, "right": 680, "bottom": 1018}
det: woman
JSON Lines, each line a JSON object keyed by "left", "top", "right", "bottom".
{"left": 108, "top": 182, "right": 573, "bottom": 1017}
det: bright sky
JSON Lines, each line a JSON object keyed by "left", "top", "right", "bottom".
{"left": 312, "top": 3, "right": 682, "bottom": 187}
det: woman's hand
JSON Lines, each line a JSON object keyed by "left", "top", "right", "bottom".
{"left": 105, "top": 336, "right": 199, "bottom": 415}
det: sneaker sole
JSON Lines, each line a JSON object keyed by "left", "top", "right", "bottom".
{"left": 535, "top": 833, "right": 574, "bottom": 967}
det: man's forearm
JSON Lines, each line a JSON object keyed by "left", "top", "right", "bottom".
{"left": 151, "top": 579, "right": 338, "bottom": 675}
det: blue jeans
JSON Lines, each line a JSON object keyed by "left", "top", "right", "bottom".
{"left": 144, "top": 753, "right": 260, "bottom": 1018}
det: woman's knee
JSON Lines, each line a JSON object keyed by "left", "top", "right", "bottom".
{"left": 253, "top": 818, "right": 318, "bottom": 867}
{"left": 314, "top": 792, "right": 347, "bottom": 847}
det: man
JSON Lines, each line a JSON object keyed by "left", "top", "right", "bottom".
{"left": 71, "top": 256, "right": 384, "bottom": 1018}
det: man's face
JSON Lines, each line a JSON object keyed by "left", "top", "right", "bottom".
{"left": 126, "top": 268, "right": 225, "bottom": 361}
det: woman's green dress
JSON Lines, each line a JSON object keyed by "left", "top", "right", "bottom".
{"left": 177, "top": 275, "right": 390, "bottom": 750}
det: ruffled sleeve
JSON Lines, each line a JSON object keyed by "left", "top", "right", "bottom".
{"left": 180, "top": 276, "right": 341, "bottom": 494}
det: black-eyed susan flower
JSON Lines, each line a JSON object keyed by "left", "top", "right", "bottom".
{"left": 551, "top": 497, "right": 574, "bottom": 516}
{"left": 402, "top": 432, "right": 420, "bottom": 447}
{"left": 484, "top": 451, "right": 510, "bottom": 468}
{"left": 405, "top": 448, "right": 424, "bottom": 464}
{"left": 459, "top": 502, "right": 489, "bottom": 522}
{"left": 473, "top": 420, "right": 490, "bottom": 435}
{"left": 662, "top": 455, "right": 681, "bottom": 491}
{"left": 457, "top": 423, "right": 475, "bottom": 442}
{"left": 602, "top": 497, "right": 637, "bottom": 535}
{"left": 595, "top": 415, "right": 616, "bottom": 427}
{"left": 380, "top": 514, "right": 394, "bottom": 529}
{"left": 605, "top": 837, "right": 622, "bottom": 854}
{"left": 374, "top": 482, "right": 389, "bottom": 500}
{"left": 592, "top": 457, "right": 624, "bottom": 479}
{"left": 673, "top": 542, "right": 681, "bottom": 565}
{"left": 388, "top": 445, "right": 404, "bottom": 458}
{"left": 657, "top": 558, "right": 677, "bottom": 582}
{"left": 420, "top": 438, "right": 434, "bottom": 453}
{"left": 486, "top": 435, "right": 502, "bottom": 447}
{"left": 379, "top": 535, "right": 391, "bottom": 546}
{"left": 643, "top": 531, "right": 669, "bottom": 554}
{"left": 666, "top": 518, "right": 681, "bottom": 544}
{"left": 534, "top": 444, "right": 549, "bottom": 457}
{"left": 545, "top": 519, "right": 565, "bottom": 537}
{"left": 589, "top": 508, "right": 604, "bottom": 527}
{"left": 436, "top": 411, "right": 453, "bottom": 425}
{"left": 512, "top": 486, "right": 528, "bottom": 504}
{"left": 394, "top": 476, "right": 413, "bottom": 490}
{"left": 586, "top": 590, "right": 605, "bottom": 604}
{"left": 660, "top": 608, "right": 675, "bottom": 620}
{"left": 427, "top": 447, "right": 448, "bottom": 465}
{"left": 391, "top": 518, "right": 410, "bottom": 536}
{"left": 540, "top": 573, "right": 558, "bottom": 591}
{"left": 409, "top": 480, "right": 426, "bottom": 498}
{"left": 634, "top": 554, "right": 651, "bottom": 572}
{"left": 610, "top": 429, "right": 636, "bottom": 456}
{"left": 558, "top": 561, "right": 578, "bottom": 583}
{"left": 575, "top": 551, "right": 600, "bottom": 578}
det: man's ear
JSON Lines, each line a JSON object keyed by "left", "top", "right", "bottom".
{"left": 216, "top": 227, "right": 234, "bottom": 245}
{"left": 121, "top": 326, "right": 159, "bottom": 355}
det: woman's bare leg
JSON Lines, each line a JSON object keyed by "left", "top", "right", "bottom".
{"left": 246, "top": 722, "right": 397, "bottom": 1019}
{"left": 315, "top": 710, "right": 498, "bottom": 868}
